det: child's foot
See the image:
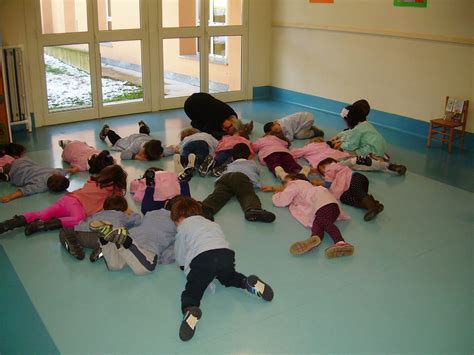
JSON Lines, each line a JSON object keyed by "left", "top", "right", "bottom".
{"left": 59, "top": 232, "right": 85, "bottom": 260}
{"left": 144, "top": 168, "right": 156, "bottom": 187}
{"left": 138, "top": 120, "right": 150, "bottom": 135}
{"left": 0, "top": 172, "right": 10, "bottom": 181}
{"left": 274, "top": 166, "right": 287, "bottom": 181}
{"left": 99, "top": 124, "right": 110, "bottom": 141}
{"left": 299, "top": 166, "right": 311, "bottom": 177}
{"left": 178, "top": 167, "right": 194, "bottom": 182}
{"left": 187, "top": 153, "right": 196, "bottom": 169}
{"left": 324, "top": 241, "right": 354, "bottom": 258}
{"left": 388, "top": 163, "right": 407, "bottom": 175}
{"left": 211, "top": 164, "right": 227, "bottom": 177}
{"left": 179, "top": 306, "right": 202, "bottom": 341}
{"left": 245, "top": 275, "right": 274, "bottom": 301}
{"left": 356, "top": 156, "right": 372, "bottom": 166}
{"left": 58, "top": 140, "right": 72, "bottom": 149}
{"left": 173, "top": 154, "right": 185, "bottom": 174}
{"left": 89, "top": 246, "right": 103, "bottom": 262}
{"left": 244, "top": 208, "right": 276, "bottom": 223}
{"left": 198, "top": 155, "right": 215, "bottom": 177}
{"left": 289, "top": 235, "right": 321, "bottom": 255}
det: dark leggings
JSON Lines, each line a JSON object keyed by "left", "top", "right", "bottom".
{"left": 263, "top": 152, "right": 302, "bottom": 175}
{"left": 141, "top": 183, "right": 191, "bottom": 215}
{"left": 340, "top": 173, "right": 369, "bottom": 206}
{"left": 214, "top": 150, "right": 233, "bottom": 166}
{"left": 106, "top": 125, "right": 149, "bottom": 145}
{"left": 311, "top": 203, "right": 344, "bottom": 244}
{"left": 181, "top": 249, "right": 246, "bottom": 313}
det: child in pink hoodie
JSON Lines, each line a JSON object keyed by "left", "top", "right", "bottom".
{"left": 316, "top": 158, "right": 383, "bottom": 221}
{"left": 59, "top": 140, "right": 115, "bottom": 174}
{"left": 252, "top": 133, "right": 310, "bottom": 180}
{"left": 290, "top": 137, "right": 351, "bottom": 168}
{"left": 263, "top": 173, "right": 353, "bottom": 258}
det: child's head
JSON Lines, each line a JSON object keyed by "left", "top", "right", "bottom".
{"left": 316, "top": 157, "right": 337, "bottom": 176}
{"left": 170, "top": 196, "right": 203, "bottom": 223}
{"left": 165, "top": 195, "right": 185, "bottom": 211}
{"left": 0, "top": 143, "right": 26, "bottom": 158}
{"left": 222, "top": 115, "right": 238, "bottom": 135}
{"left": 47, "top": 174, "right": 70, "bottom": 192}
{"left": 342, "top": 105, "right": 366, "bottom": 129}
{"left": 231, "top": 143, "right": 251, "bottom": 160}
{"left": 92, "top": 164, "right": 127, "bottom": 191}
{"left": 306, "top": 137, "right": 325, "bottom": 145}
{"left": 88, "top": 150, "right": 114, "bottom": 174}
{"left": 180, "top": 127, "right": 199, "bottom": 141}
{"left": 103, "top": 195, "right": 128, "bottom": 212}
{"left": 263, "top": 121, "right": 281, "bottom": 135}
{"left": 352, "top": 99, "right": 370, "bottom": 117}
{"left": 142, "top": 140, "right": 164, "bottom": 161}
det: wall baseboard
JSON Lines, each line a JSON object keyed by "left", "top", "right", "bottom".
{"left": 253, "top": 86, "right": 474, "bottom": 151}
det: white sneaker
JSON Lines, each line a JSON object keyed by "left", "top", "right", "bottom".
{"left": 58, "top": 140, "right": 72, "bottom": 149}
{"left": 300, "top": 166, "right": 311, "bottom": 177}
{"left": 274, "top": 166, "right": 287, "bottom": 181}
{"left": 187, "top": 153, "right": 196, "bottom": 169}
{"left": 173, "top": 154, "right": 184, "bottom": 174}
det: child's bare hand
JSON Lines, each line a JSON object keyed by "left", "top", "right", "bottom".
{"left": 311, "top": 179, "right": 325, "bottom": 187}
{"left": 260, "top": 185, "right": 274, "bottom": 192}
{"left": 0, "top": 196, "right": 12, "bottom": 203}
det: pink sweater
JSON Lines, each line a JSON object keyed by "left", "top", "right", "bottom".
{"left": 252, "top": 135, "right": 290, "bottom": 165}
{"left": 130, "top": 171, "right": 180, "bottom": 202}
{"left": 215, "top": 135, "right": 254, "bottom": 159}
{"left": 70, "top": 180, "right": 122, "bottom": 216}
{"left": 272, "top": 180, "right": 349, "bottom": 228}
{"left": 323, "top": 163, "right": 353, "bottom": 200}
{"left": 62, "top": 141, "right": 100, "bottom": 171}
{"left": 0, "top": 154, "right": 15, "bottom": 168}
{"left": 291, "top": 142, "right": 351, "bottom": 168}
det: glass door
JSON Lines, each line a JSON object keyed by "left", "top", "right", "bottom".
{"left": 37, "top": 0, "right": 150, "bottom": 125}
{"left": 159, "top": 0, "right": 248, "bottom": 109}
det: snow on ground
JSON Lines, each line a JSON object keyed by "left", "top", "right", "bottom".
{"left": 45, "top": 54, "right": 142, "bottom": 111}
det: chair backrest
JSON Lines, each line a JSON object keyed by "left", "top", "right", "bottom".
{"left": 444, "top": 96, "right": 469, "bottom": 128}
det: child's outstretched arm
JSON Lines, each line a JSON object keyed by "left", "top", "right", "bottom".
{"left": 0, "top": 190, "right": 24, "bottom": 203}
{"left": 65, "top": 166, "right": 81, "bottom": 174}
{"left": 261, "top": 185, "right": 284, "bottom": 193}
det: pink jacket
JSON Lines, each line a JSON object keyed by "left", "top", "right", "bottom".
{"left": 323, "top": 163, "right": 353, "bottom": 200}
{"left": 0, "top": 154, "right": 15, "bottom": 168}
{"left": 130, "top": 171, "right": 181, "bottom": 202}
{"left": 291, "top": 142, "right": 351, "bottom": 168}
{"left": 252, "top": 135, "right": 290, "bottom": 164}
{"left": 215, "top": 135, "right": 254, "bottom": 159}
{"left": 62, "top": 141, "right": 100, "bottom": 171}
{"left": 272, "top": 180, "right": 349, "bottom": 228}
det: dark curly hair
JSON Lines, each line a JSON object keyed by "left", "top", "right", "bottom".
{"left": 88, "top": 150, "right": 114, "bottom": 174}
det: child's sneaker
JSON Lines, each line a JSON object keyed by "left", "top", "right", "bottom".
{"left": 144, "top": 168, "right": 156, "bottom": 187}
{"left": 59, "top": 232, "right": 85, "bottom": 260}
{"left": 244, "top": 208, "right": 276, "bottom": 223}
{"left": 299, "top": 166, "right": 311, "bottom": 177}
{"left": 198, "top": 155, "right": 215, "bottom": 177}
{"left": 0, "top": 172, "right": 10, "bottom": 181}
{"left": 138, "top": 120, "right": 150, "bottom": 135}
{"left": 356, "top": 156, "right": 372, "bottom": 166}
{"left": 324, "top": 241, "right": 354, "bottom": 258}
{"left": 289, "top": 235, "right": 321, "bottom": 255}
{"left": 178, "top": 167, "right": 194, "bottom": 182}
{"left": 89, "top": 246, "right": 103, "bottom": 262}
{"left": 186, "top": 153, "right": 196, "bottom": 169}
{"left": 58, "top": 139, "right": 72, "bottom": 149}
{"left": 99, "top": 124, "right": 110, "bottom": 141}
{"left": 173, "top": 154, "right": 184, "bottom": 174}
{"left": 179, "top": 306, "right": 202, "bottom": 341}
{"left": 245, "top": 275, "right": 274, "bottom": 301}
{"left": 274, "top": 166, "right": 287, "bottom": 181}
{"left": 388, "top": 163, "right": 407, "bottom": 176}
{"left": 211, "top": 164, "right": 227, "bottom": 177}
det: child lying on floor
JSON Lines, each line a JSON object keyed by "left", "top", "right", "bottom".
{"left": 263, "top": 112, "right": 324, "bottom": 142}
{"left": 59, "top": 140, "right": 115, "bottom": 174}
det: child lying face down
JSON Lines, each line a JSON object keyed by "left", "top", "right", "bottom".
{"left": 263, "top": 112, "right": 324, "bottom": 142}
{"left": 59, "top": 140, "right": 115, "bottom": 174}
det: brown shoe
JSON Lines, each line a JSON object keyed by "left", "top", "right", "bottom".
{"left": 289, "top": 235, "right": 321, "bottom": 255}
{"left": 324, "top": 242, "right": 354, "bottom": 258}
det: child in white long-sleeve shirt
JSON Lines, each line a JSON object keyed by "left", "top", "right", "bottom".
{"left": 170, "top": 197, "right": 274, "bottom": 341}
{"left": 263, "top": 112, "right": 324, "bottom": 141}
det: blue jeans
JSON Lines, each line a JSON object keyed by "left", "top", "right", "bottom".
{"left": 181, "top": 140, "right": 209, "bottom": 166}
{"left": 214, "top": 149, "right": 233, "bottom": 166}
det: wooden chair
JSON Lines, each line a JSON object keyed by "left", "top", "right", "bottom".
{"left": 427, "top": 96, "right": 469, "bottom": 153}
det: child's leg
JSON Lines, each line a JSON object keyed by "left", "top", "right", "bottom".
{"left": 101, "top": 242, "right": 127, "bottom": 271}
{"left": 141, "top": 186, "right": 166, "bottom": 215}
{"left": 181, "top": 252, "right": 218, "bottom": 313}
{"left": 313, "top": 203, "right": 344, "bottom": 244}
{"left": 340, "top": 173, "right": 369, "bottom": 206}
{"left": 182, "top": 141, "right": 209, "bottom": 166}
{"left": 230, "top": 173, "right": 261, "bottom": 212}
{"left": 106, "top": 130, "right": 122, "bottom": 145}
{"left": 202, "top": 176, "right": 234, "bottom": 215}
{"left": 214, "top": 150, "right": 233, "bottom": 166}
{"left": 279, "top": 152, "right": 302, "bottom": 174}
{"left": 75, "top": 231, "right": 100, "bottom": 249}
{"left": 117, "top": 243, "right": 157, "bottom": 276}
{"left": 24, "top": 196, "right": 86, "bottom": 228}
{"left": 294, "top": 114, "right": 317, "bottom": 140}
{"left": 263, "top": 152, "right": 285, "bottom": 174}
{"left": 214, "top": 249, "right": 246, "bottom": 289}
{"left": 179, "top": 181, "right": 191, "bottom": 197}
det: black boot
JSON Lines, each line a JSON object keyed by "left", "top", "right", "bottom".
{"left": 245, "top": 208, "right": 276, "bottom": 223}
{"left": 25, "top": 218, "right": 63, "bottom": 236}
{"left": 0, "top": 215, "right": 27, "bottom": 235}
{"left": 59, "top": 228, "right": 85, "bottom": 260}
{"left": 388, "top": 163, "right": 407, "bottom": 175}
{"left": 359, "top": 195, "right": 382, "bottom": 221}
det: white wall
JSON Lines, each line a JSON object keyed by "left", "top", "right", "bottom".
{"left": 272, "top": 0, "right": 474, "bottom": 132}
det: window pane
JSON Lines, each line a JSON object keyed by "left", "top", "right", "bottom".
{"left": 99, "top": 40, "right": 143, "bottom": 105}
{"left": 40, "top": 0, "right": 88, "bottom": 34}
{"left": 44, "top": 44, "right": 92, "bottom": 112}
{"left": 209, "top": 36, "right": 241, "bottom": 93}
{"left": 162, "top": 0, "right": 200, "bottom": 28}
{"left": 98, "top": 0, "right": 140, "bottom": 31}
{"left": 209, "top": 0, "right": 242, "bottom": 26}
{"left": 163, "top": 38, "right": 200, "bottom": 98}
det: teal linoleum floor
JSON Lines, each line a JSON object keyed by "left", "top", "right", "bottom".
{"left": 1, "top": 100, "right": 473, "bottom": 354}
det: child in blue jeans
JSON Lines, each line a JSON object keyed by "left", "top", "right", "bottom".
{"left": 170, "top": 197, "right": 274, "bottom": 341}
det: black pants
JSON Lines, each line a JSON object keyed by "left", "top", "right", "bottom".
{"left": 202, "top": 172, "right": 261, "bottom": 215}
{"left": 181, "top": 248, "right": 246, "bottom": 313}
{"left": 340, "top": 173, "right": 369, "bottom": 206}
{"left": 59, "top": 228, "right": 99, "bottom": 249}
{"left": 181, "top": 140, "right": 210, "bottom": 166}
{"left": 105, "top": 125, "right": 150, "bottom": 146}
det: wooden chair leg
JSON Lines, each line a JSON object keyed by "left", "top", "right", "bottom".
{"left": 448, "top": 128, "right": 454, "bottom": 153}
{"left": 427, "top": 123, "right": 432, "bottom": 147}
{"left": 442, "top": 127, "right": 446, "bottom": 145}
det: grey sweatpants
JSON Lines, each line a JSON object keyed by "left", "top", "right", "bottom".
{"left": 102, "top": 242, "right": 157, "bottom": 276}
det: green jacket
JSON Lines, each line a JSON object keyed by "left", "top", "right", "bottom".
{"left": 340, "top": 121, "right": 387, "bottom": 157}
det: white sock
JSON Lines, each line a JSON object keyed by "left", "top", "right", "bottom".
{"left": 274, "top": 166, "right": 287, "bottom": 181}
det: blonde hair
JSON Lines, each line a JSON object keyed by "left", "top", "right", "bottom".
{"left": 180, "top": 127, "right": 199, "bottom": 141}
{"left": 308, "top": 137, "right": 325, "bottom": 144}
